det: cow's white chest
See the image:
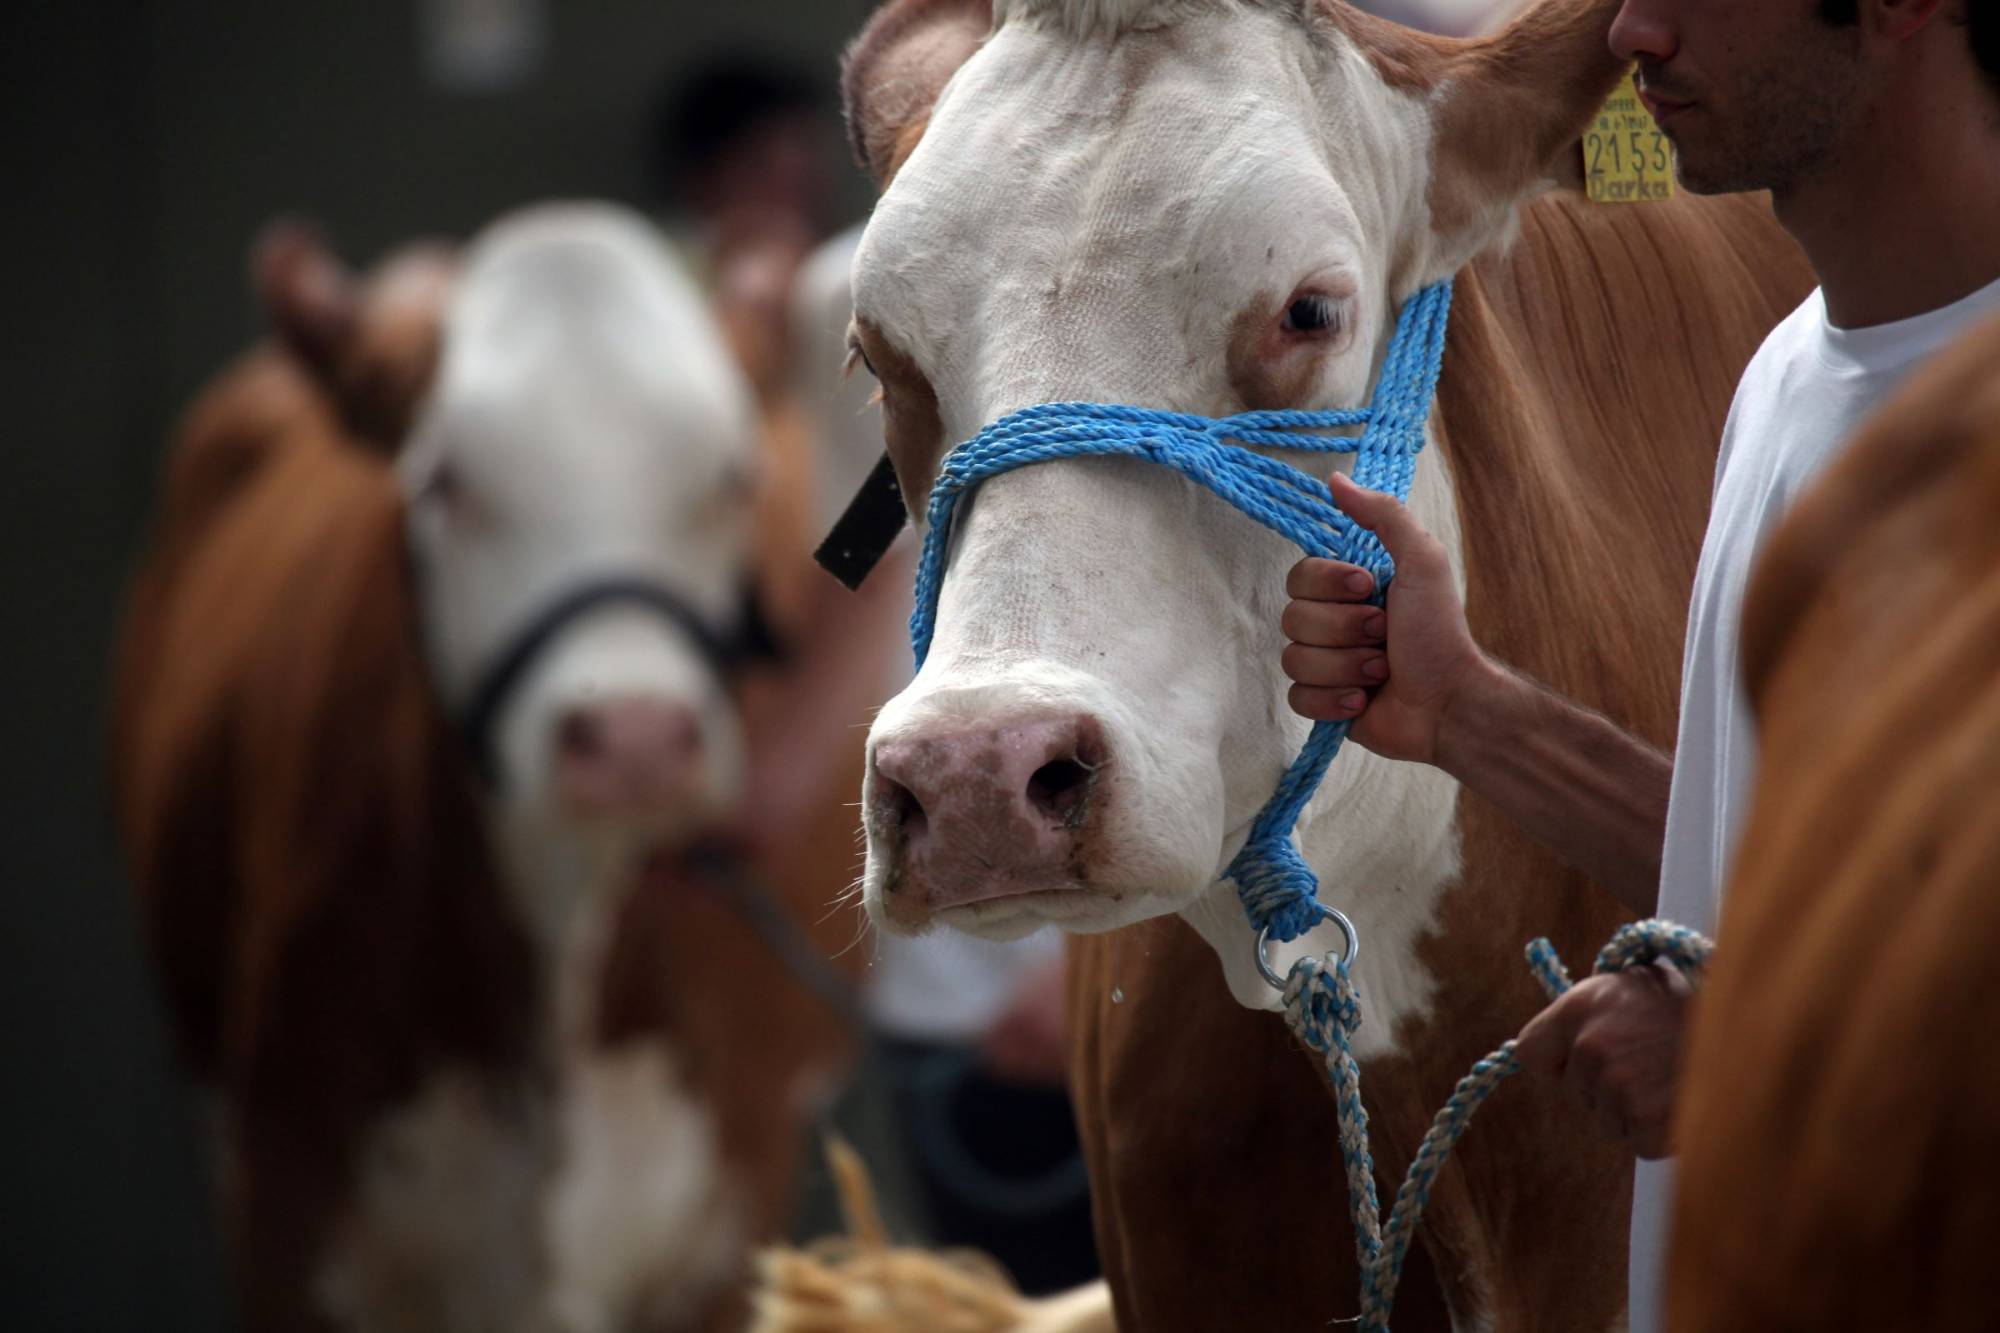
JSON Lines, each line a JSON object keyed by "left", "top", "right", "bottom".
{"left": 1183, "top": 434, "right": 1465, "bottom": 1062}
{"left": 543, "top": 1045, "right": 743, "bottom": 1333}
{"left": 318, "top": 832, "right": 742, "bottom": 1333}
{"left": 316, "top": 1047, "right": 740, "bottom": 1333}
{"left": 315, "top": 1068, "right": 545, "bottom": 1332}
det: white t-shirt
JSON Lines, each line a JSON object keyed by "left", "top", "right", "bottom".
{"left": 1628, "top": 272, "right": 2000, "bottom": 1332}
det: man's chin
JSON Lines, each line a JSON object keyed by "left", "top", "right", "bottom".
{"left": 1669, "top": 143, "right": 1775, "bottom": 198}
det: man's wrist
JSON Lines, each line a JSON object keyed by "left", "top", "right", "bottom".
{"left": 1432, "top": 652, "right": 1515, "bottom": 780}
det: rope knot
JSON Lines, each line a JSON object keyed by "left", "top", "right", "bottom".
{"left": 1281, "top": 953, "right": 1361, "bottom": 1055}
{"left": 1227, "top": 832, "right": 1323, "bottom": 942}
{"left": 1521, "top": 921, "right": 1713, "bottom": 1007}
{"left": 1595, "top": 919, "right": 1712, "bottom": 983}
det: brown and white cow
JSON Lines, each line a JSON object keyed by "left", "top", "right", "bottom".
{"left": 832, "top": 0, "right": 1812, "bottom": 1327}
{"left": 1666, "top": 313, "right": 2000, "bottom": 1333}
{"left": 113, "top": 203, "right": 865, "bottom": 1333}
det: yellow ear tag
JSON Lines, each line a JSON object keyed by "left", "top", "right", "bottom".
{"left": 1583, "top": 68, "right": 1675, "bottom": 204}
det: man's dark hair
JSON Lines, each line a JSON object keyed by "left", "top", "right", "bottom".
{"left": 651, "top": 55, "right": 827, "bottom": 197}
{"left": 1818, "top": 0, "right": 2000, "bottom": 99}
{"left": 1975, "top": 2, "right": 1999, "bottom": 98}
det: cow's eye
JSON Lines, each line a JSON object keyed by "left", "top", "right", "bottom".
{"left": 845, "top": 335, "right": 878, "bottom": 379}
{"left": 1282, "top": 293, "right": 1346, "bottom": 335}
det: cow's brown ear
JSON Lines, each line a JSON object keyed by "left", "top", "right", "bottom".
{"left": 1332, "top": 0, "right": 1625, "bottom": 267}
{"left": 252, "top": 223, "right": 454, "bottom": 451}
{"left": 252, "top": 220, "right": 360, "bottom": 383}
{"left": 841, "top": 0, "right": 992, "bottom": 189}
{"left": 1431, "top": 0, "right": 1626, "bottom": 242}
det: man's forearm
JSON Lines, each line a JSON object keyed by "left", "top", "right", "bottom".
{"left": 1434, "top": 659, "right": 1670, "bottom": 915}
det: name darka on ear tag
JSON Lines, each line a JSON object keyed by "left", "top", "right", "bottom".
{"left": 1583, "top": 69, "right": 1675, "bottom": 204}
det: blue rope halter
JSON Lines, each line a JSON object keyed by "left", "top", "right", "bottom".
{"left": 906, "top": 279, "right": 1454, "bottom": 944}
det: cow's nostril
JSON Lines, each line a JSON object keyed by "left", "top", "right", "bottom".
{"left": 558, "top": 709, "right": 604, "bottom": 759}
{"left": 1026, "top": 758, "right": 1093, "bottom": 824}
{"left": 877, "top": 776, "right": 928, "bottom": 841}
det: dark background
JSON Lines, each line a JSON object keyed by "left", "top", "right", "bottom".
{"left": 1, "top": 4, "right": 869, "bottom": 1327}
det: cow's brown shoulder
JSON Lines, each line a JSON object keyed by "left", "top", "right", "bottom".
{"left": 1445, "top": 188, "right": 1811, "bottom": 736}
{"left": 1669, "top": 312, "right": 2000, "bottom": 1332}
{"left": 113, "top": 233, "right": 470, "bottom": 1088}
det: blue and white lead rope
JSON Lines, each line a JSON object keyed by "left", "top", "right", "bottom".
{"left": 1285, "top": 920, "right": 1712, "bottom": 1331}
{"left": 909, "top": 278, "right": 1455, "bottom": 944}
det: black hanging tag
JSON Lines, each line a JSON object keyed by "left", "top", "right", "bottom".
{"left": 813, "top": 452, "right": 908, "bottom": 591}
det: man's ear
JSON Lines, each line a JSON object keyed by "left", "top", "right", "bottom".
{"left": 1330, "top": 0, "right": 1629, "bottom": 272}
{"left": 841, "top": 0, "right": 992, "bottom": 189}
{"left": 252, "top": 220, "right": 359, "bottom": 383}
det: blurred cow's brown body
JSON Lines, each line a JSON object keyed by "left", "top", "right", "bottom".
{"left": 1668, "top": 313, "right": 2000, "bottom": 1332}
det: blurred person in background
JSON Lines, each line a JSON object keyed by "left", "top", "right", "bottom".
{"left": 651, "top": 54, "right": 838, "bottom": 400}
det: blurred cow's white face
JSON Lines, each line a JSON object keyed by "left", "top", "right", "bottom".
{"left": 403, "top": 204, "right": 759, "bottom": 897}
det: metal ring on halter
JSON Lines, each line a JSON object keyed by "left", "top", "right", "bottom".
{"left": 1255, "top": 903, "right": 1360, "bottom": 991}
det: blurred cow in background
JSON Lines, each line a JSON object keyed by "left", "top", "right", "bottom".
{"left": 112, "top": 203, "right": 864, "bottom": 1333}
{"left": 1668, "top": 314, "right": 2000, "bottom": 1332}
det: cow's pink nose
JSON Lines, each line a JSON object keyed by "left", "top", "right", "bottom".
{"left": 870, "top": 714, "right": 1109, "bottom": 910}
{"left": 553, "top": 697, "right": 703, "bottom": 818}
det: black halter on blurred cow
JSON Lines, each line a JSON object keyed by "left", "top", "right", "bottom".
{"left": 111, "top": 202, "right": 871, "bottom": 1333}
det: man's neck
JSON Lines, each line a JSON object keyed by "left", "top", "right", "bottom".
{"left": 1774, "top": 61, "right": 2000, "bottom": 329}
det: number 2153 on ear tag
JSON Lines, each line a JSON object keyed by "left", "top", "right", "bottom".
{"left": 1583, "top": 68, "right": 1675, "bottom": 204}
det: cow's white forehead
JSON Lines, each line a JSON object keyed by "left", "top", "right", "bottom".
{"left": 404, "top": 202, "right": 757, "bottom": 708}
{"left": 852, "top": 4, "right": 1435, "bottom": 437}
{"left": 994, "top": 0, "right": 1263, "bottom": 36}
{"left": 431, "top": 203, "right": 753, "bottom": 476}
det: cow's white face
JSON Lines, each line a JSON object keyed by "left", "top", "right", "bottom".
{"left": 850, "top": 0, "right": 1605, "bottom": 982}
{"left": 855, "top": 7, "right": 1446, "bottom": 939}
{"left": 403, "top": 205, "right": 759, "bottom": 901}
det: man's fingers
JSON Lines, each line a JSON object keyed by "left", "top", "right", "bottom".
{"left": 1602, "top": 1072, "right": 1674, "bottom": 1158}
{"left": 1564, "top": 1033, "right": 1609, "bottom": 1113}
{"left": 1282, "top": 598, "right": 1387, "bottom": 648}
{"left": 1286, "top": 557, "right": 1375, "bottom": 601}
{"left": 1282, "top": 644, "right": 1389, "bottom": 689}
{"left": 1287, "top": 684, "right": 1369, "bottom": 722}
{"left": 1512, "top": 988, "right": 1591, "bottom": 1077}
{"left": 1517, "top": 972, "right": 1687, "bottom": 1159}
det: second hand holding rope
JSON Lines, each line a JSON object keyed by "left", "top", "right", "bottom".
{"left": 1284, "top": 918, "right": 1714, "bottom": 1332}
